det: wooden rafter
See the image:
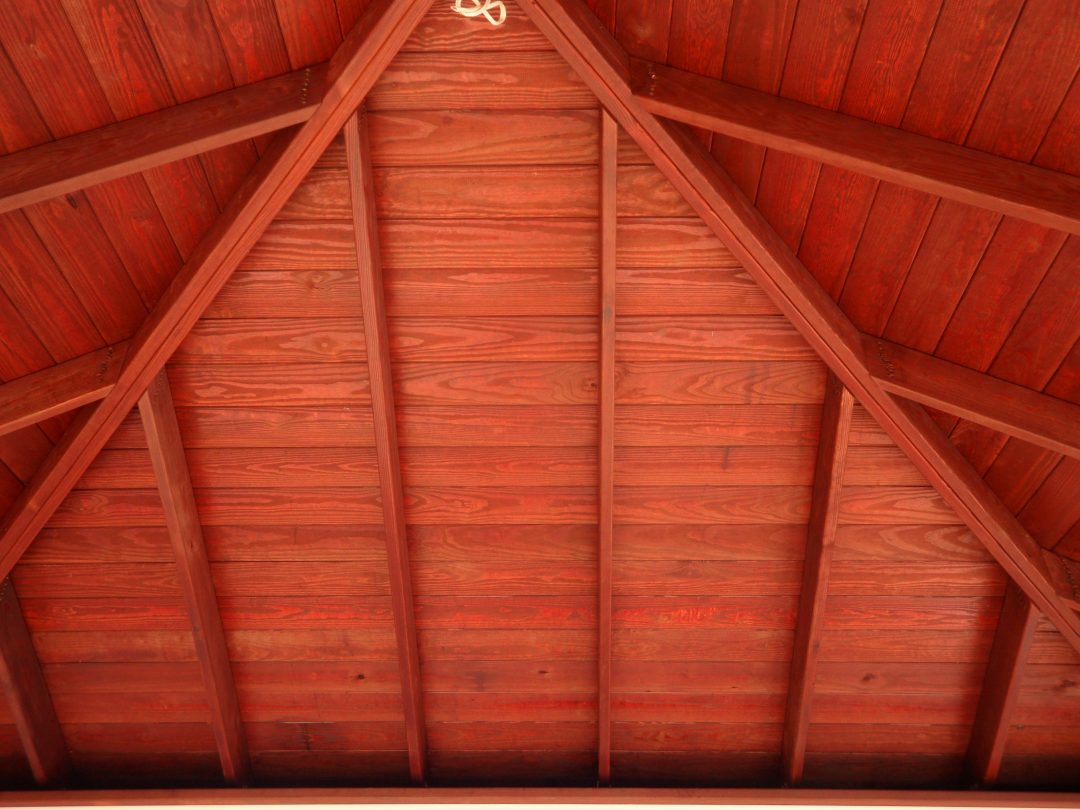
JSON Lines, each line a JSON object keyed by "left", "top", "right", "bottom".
{"left": 783, "top": 374, "right": 854, "bottom": 785}
{"left": 138, "top": 371, "right": 249, "bottom": 786}
{"left": 865, "top": 337, "right": 1080, "bottom": 462}
{"left": 0, "top": 0, "right": 436, "bottom": 582}
{"left": 966, "top": 582, "right": 1039, "bottom": 786}
{"left": 629, "top": 59, "right": 1080, "bottom": 235}
{"left": 0, "top": 579, "right": 70, "bottom": 787}
{"left": 0, "top": 66, "right": 326, "bottom": 215}
{"left": 343, "top": 109, "right": 427, "bottom": 785}
{"left": 0, "top": 342, "right": 127, "bottom": 438}
{"left": 596, "top": 109, "right": 617, "bottom": 787}
{"left": 516, "top": 0, "right": 1080, "bottom": 655}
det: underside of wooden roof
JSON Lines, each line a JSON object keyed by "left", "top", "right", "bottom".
{"left": 0, "top": 0, "right": 1077, "bottom": 798}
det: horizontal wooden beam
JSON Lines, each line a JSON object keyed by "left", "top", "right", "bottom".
{"left": 139, "top": 371, "right": 249, "bottom": 785}
{"left": 865, "top": 336, "right": 1080, "bottom": 462}
{"left": 0, "top": 65, "right": 326, "bottom": 214}
{"left": 0, "top": 0, "right": 434, "bottom": 582}
{"left": 518, "top": 0, "right": 1080, "bottom": 655}
{"left": 1, "top": 787, "right": 1080, "bottom": 806}
{"left": 0, "top": 579, "right": 70, "bottom": 787}
{"left": 631, "top": 59, "right": 1080, "bottom": 235}
{"left": 783, "top": 374, "right": 854, "bottom": 785}
{"left": 0, "top": 342, "right": 127, "bottom": 438}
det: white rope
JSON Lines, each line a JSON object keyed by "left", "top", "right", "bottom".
{"left": 452, "top": 0, "right": 507, "bottom": 27}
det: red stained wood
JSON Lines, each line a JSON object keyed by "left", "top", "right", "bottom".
{"left": 345, "top": 109, "right": 426, "bottom": 785}
{"left": 633, "top": 60, "right": 1080, "bottom": 234}
{"left": 784, "top": 376, "right": 853, "bottom": 784}
{"left": 966, "top": 582, "right": 1038, "bottom": 785}
{"left": 0, "top": 0, "right": 438, "bottom": 583}
{"left": 865, "top": 337, "right": 1080, "bottom": 461}
{"left": 138, "top": 372, "right": 249, "bottom": 785}
{"left": 597, "top": 110, "right": 617, "bottom": 786}
{"left": 0, "top": 343, "right": 126, "bottom": 438}
{"left": 0, "top": 580, "right": 70, "bottom": 786}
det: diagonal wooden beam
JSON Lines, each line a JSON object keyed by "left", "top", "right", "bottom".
{"left": 517, "top": 0, "right": 1080, "bottom": 654}
{"left": 0, "top": 342, "right": 128, "bottom": 439}
{"left": 138, "top": 370, "right": 248, "bottom": 785}
{"left": 343, "top": 108, "right": 427, "bottom": 785}
{"left": 0, "top": 0, "right": 436, "bottom": 582}
{"left": 0, "top": 65, "right": 326, "bottom": 215}
{"left": 783, "top": 374, "right": 854, "bottom": 786}
{"left": 0, "top": 579, "right": 69, "bottom": 787}
{"left": 596, "top": 109, "right": 617, "bottom": 787}
{"left": 966, "top": 582, "right": 1039, "bottom": 787}
{"left": 629, "top": 59, "right": 1080, "bottom": 235}
{"left": 865, "top": 336, "right": 1080, "bottom": 462}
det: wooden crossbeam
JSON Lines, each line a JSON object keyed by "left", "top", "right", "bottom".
{"left": 967, "top": 582, "right": 1039, "bottom": 786}
{"left": 0, "top": 66, "right": 325, "bottom": 215}
{"left": 0, "top": 0, "right": 436, "bottom": 582}
{"left": 0, "top": 579, "right": 69, "bottom": 787}
{"left": 596, "top": 109, "right": 617, "bottom": 787}
{"left": 344, "top": 109, "right": 427, "bottom": 785}
{"left": 783, "top": 375, "right": 854, "bottom": 785}
{"left": 865, "top": 337, "right": 1080, "bottom": 462}
{"left": 517, "top": 0, "right": 1080, "bottom": 655}
{"left": 630, "top": 59, "right": 1080, "bottom": 235}
{"left": 0, "top": 342, "right": 127, "bottom": 438}
{"left": 138, "top": 371, "right": 249, "bottom": 785}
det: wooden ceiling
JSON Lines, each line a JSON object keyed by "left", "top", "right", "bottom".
{"left": 0, "top": 0, "right": 1078, "bottom": 797}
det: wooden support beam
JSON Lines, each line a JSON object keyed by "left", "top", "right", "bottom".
{"left": 0, "top": 342, "right": 127, "bottom": 438}
{"left": 596, "top": 109, "right": 617, "bottom": 787}
{"left": 517, "top": 0, "right": 1080, "bottom": 655}
{"left": 0, "top": 579, "right": 69, "bottom": 787}
{"left": 783, "top": 375, "right": 854, "bottom": 786}
{"left": 967, "top": 582, "right": 1039, "bottom": 786}
{"left": 865, "top": 336, "right": 1080, "bottom": 462}
{"left": 0, "top": 0, "right": 435, "bottom": 582}
{"left": 0, "top": 65, "right": 326, "bottom": 215}
{"left": 138, "top": 371, "right": 249, "bottom": 785}
{"left": 344, "top": 109, "right": 427, "bottom": 785}
{"left": 629, "top": 59, "right": 1080, "bottom": 235}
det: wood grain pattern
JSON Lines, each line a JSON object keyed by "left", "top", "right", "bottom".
{"left": 0, "top": 580, "right": 70, "bottom": 786}
{"left": 615, "top": 360, "right": 824, "bottom": 404}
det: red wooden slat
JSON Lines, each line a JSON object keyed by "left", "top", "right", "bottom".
{"left": 138, "top": 370, "right": 249, "bottom": 785}
{"left": 0, "top": 580, "right": 70, "bottom": 786}
{"left": 783, "top": 375, "right": 854, "bottom": 784}
{"left": 344, "top": 109, "right": 426, "bottom": 785}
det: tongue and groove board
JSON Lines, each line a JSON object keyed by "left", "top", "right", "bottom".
{"left": 2, "top": 0, "right": 1080, "bottom": 793}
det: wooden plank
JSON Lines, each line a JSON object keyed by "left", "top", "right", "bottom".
{"left": 597, "top": 109, "right": 617, "bottom": 786}
{"left": 0, "top": 65, "right": 325, "bottom": 214}
{"left": 784, "top": 375, "right": 853, "bottom": 785}
{"left": 630, "top": 59, "right": 1080, "bottom": 234}
{"left": 516, "top": 0, "right": 1080, "bottom": 653}
{"left": 344, "top": 109, "right": 425, "bottom": 786}
{"left": 966, "top": 582, "right": 1039, "bottom": 786}
{"left": 0, "top": 343, "right": 127, "bottom": 438}
{"left": 865, "top": 336, "right": 1080, "bottom": 461}
{"left": 138, "top": 371, "right": 249, "bottom": 785}
{"left": 0, "top": 0, "right": 437, "bottom": 581}
{"left": 0, "top": 580, "right": 69, "bottom": 786}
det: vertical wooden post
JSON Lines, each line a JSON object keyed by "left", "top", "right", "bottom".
{"left": 0, "top": 579, "right": 70, "bottom": 787}
{"left": 782, "top": 374, "right": 854, "bottom": 784}
{"left": 345, "top": 108, "right": 428, "bottom": 785}
{"left": 967, "top": 582, "right": 1038, "bottom": 786}
{"left": 597, "top": 109, "right": 618, "bottom": 786}
{"left": 139, "top": 371, "right": 250, "bottom": 785}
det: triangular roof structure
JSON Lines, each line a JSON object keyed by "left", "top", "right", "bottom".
{"left": 0, "top": 0, "right": 1077, "bottom": 798}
